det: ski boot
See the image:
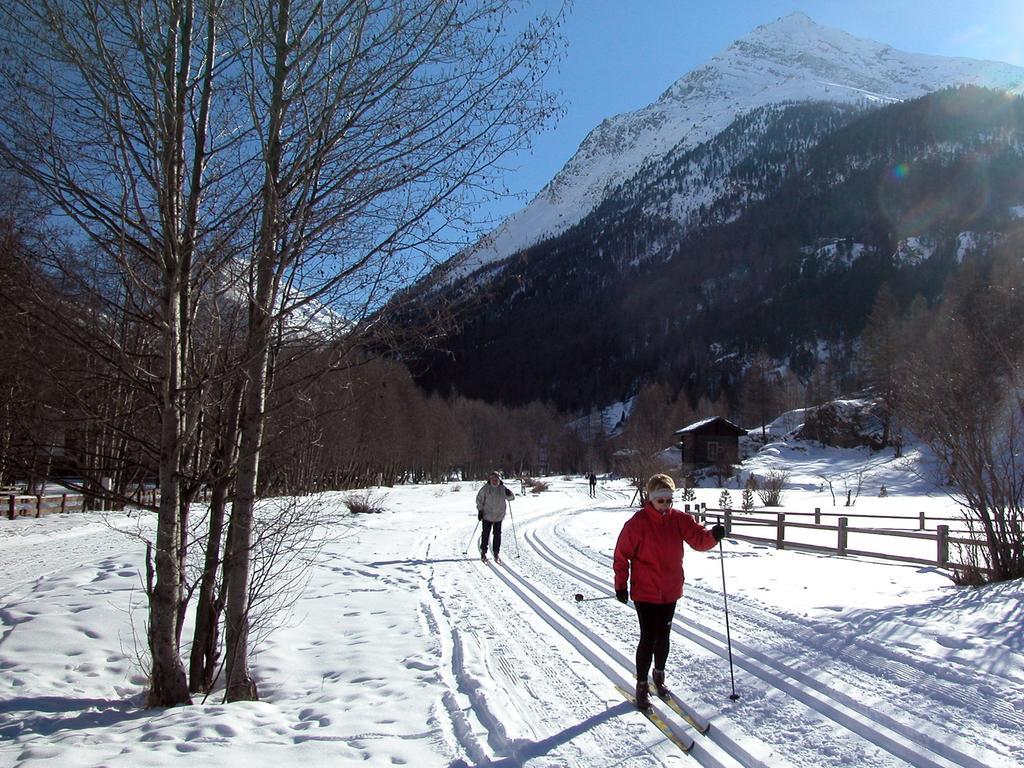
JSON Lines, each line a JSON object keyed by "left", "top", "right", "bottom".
{"left": 634, "top": 680, "right": 651, "bottom": 710}
{"left": 652, "top": 669, "right": 670, "bottom": 698}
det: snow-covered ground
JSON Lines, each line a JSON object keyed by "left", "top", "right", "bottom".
{"left": 1, "top": 444, "right": 1022, "bottom": 767}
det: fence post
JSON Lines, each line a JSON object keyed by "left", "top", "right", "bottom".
{"left": 776, "top": 513, "right": 786, "bottom": 550}
{"left": 35, "top": 494, "right": 43, "bottom": 518}
{"left": 814, "top": 507, "right": 821, "bottom": 525}
{"left": 838, "top": 517, "right": 848, "bottom": 556}
{"left": 724, "top": 507, "right": 732, "bottom": 535}
{"left": 919, "top": 511, "right": 926, "bottom": 531}
{"left": 61, "top": 494, "right": 68, "bottom": 514}
{"left": 937, "top": 525, "right": 949, "bottom": 567}
{"left": 7, "top": 495, "right": 14, "bottom": 520}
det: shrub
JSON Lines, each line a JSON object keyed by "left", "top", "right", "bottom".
{"left": 741, "top": 475, "right": 757, "bottom": 511}
{"left": 520, "top": 477, "right": 548, "bottom": 493}
{"left": 755, "top": 470, "right": 789, "bottom": 507}
{"left": 680, "top": 474, "right": 696, "bottom": 502}
{"left": 344, "top": 490, "right": 387, "bottom": 514}
{"left": 741, "top": 488, "right": 755, "bottom": 510}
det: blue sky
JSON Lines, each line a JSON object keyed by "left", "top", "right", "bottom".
{"left": 487, "top": 0, "right": 1024, "bottom": 225}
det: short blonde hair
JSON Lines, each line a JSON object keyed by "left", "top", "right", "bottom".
{"left": 645, "top": 474, "right": 676, "bottom": 495}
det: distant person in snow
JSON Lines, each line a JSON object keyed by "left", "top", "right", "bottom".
{"left": 588, "top": 472, "right": 597, "bottom": 498}
{"left": 613, "top": 473, "right": 726, "bottom": 709}
{"left": 477, "top": 471, "right": 514, "bottom": 563}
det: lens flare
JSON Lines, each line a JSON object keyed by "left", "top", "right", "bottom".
{"left": 879, "top": 156, "right": 993, "bottom": 239}
{"left": 889, "top": 163, "right": 910, "bottom": 181}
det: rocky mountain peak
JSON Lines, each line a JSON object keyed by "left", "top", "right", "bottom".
{"left": 440, "top": 15, "right": 1024, "bottom": 284}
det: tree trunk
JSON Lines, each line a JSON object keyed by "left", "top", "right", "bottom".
{"left": 222, "top": 0, "right": 292, "bottom": 702}
{"left": 223, "top": 337, "right": 269, "bottom": 702}
{"left": 189, "top": 382, "right": 242, "bottom": 693}
{"left": 188, "top": 480, "right": 227, "bottom": 694}
{"left": 147, "top": 280, "right": 191, "bottom": 708}
{"left": 223, "top": 251, "right": 277, "bottom": 701}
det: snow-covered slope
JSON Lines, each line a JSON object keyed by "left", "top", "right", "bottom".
{"left": 448, "top": 12, "right": 1024, "bottom": 279}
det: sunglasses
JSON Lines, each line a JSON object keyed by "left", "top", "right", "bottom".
{"left": 651, "top": 496, "right": 673, "bottom": 505}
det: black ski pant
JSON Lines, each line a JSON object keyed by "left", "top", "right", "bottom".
{"left": 480, "top": 519, "right": 503, "bottom": 557}
{"left": 633, "top": 600, "right": 677, "bottom": 681}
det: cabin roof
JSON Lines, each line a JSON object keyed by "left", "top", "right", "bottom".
{"left": 673, "top": 416, "right": 747, "bottom": 437}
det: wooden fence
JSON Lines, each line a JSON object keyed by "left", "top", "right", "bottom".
{"left": 3, "top": 486, "right": 212, "bottom": 520}
{"left": 689, "top": 504, "right": 987, "bottom": 573}
{"left": 6, "top": 493, "right": 86, "bottom": 520}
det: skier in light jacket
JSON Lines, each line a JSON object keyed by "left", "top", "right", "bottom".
{"left": 613, "top": 473, "right": 725, "bottom": 709}
{"left": 476, "top": 471, "right": 514, "bottom": 563}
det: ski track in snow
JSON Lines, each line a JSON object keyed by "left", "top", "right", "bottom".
{"left": 408, "top": 486, "right": 1023, "bottom": 767}
{"left": 2, "top": 481, "right": 1021, "bottom": 767}
{"left": 423, "top": 519, "right": 684, "bottom": 766}
{"left": 497, "top": 489, "right": 1021, "bottom": 768}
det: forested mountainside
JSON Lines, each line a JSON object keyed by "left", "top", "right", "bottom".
{"left": 441, "top": 12, "right": 1024, "bottom": 279}
{"left": 404, "top": 87, "right": 1024, "bottom": 411}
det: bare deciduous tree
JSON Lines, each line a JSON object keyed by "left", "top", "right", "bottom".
{"left": 900, "top": 252, "right": 1024, "bottom": 583}
{"left": 1, "top": 0, "right": 564, "bottom": 707}
{"left": 0, "top": 0, "right": 251, "bottom": 706}
{"left": 739, "top": 351, "right": 786, "bottom": 439}
{"left": 612, "top": 383, "right": 681, "bottom": 498}
{"left": 860, "top": 284, "right": 906, "bottom": 454}
{"left": 208, "top": 0, "right": 566, "bottom": 701}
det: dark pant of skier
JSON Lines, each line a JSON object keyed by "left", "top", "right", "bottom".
{"left": 634, "top": 601, "right": 676, "bottom": 681}
{"left": 480, "top": 520, "right": 503, "bottom": 558}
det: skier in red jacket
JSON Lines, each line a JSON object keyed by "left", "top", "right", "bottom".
{"left": 613, "top": 473, "right": 725, "bottom": 709}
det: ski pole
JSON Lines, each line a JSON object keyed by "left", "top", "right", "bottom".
{"left": 573, "top": 593, "right": 617, "bottom": 602}
{"left": 717, "top": 514, "right": 740, "bottom": 701}
{"left": 507, "top": 497, "right": 520, "bottom": 557}
{"left": 464, "top": 518, "right": 481, "bottom": 555}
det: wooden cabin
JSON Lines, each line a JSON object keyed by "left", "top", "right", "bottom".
{"left": 675, "top": 417, "right": 747, "bottom": 471}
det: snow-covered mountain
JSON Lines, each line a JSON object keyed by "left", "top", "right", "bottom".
{"left": 446, "top": 12, "right": 1024, "bottom": 280}
{"left": 401, "top": 14, "right": 1024, "bottom": 413}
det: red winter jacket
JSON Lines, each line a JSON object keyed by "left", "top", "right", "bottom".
{"left": 613, "top": 502, "right": 718, "bottom": 604}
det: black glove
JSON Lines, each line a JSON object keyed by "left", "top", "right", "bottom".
{"left": 711, "top": 524, "right": 726, "bottom": 542}
{"left": 477, "top": 510, "right": 483, "bottom": 521}
{"left": 615, "top": 589, "right": 628, "bottom": 604}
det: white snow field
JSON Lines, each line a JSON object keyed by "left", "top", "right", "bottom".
{"left": 1, "top": 449, "right": 1022, "bottom": 767}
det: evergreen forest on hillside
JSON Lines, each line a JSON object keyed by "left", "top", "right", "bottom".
{"left": 411, "top": 87, "right": 1024, "bottom": 413}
